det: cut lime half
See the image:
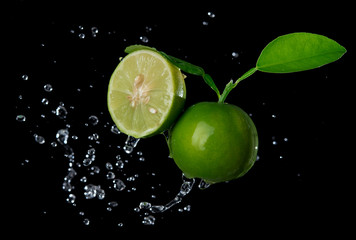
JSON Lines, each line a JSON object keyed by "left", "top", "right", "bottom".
{"left": 108, "top": 49, "right": 186, "bottom": 138}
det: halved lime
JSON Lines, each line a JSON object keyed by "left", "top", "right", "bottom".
{"left": 108, "top": 49, "right": 186, "bottom": 138}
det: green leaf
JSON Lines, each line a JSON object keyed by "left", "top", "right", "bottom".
{"left": 124, "top": 44, "right": 221, "bottom": 99}
{"left": 256, "top": 32, "right": 346, "bottom": 73}
{"left": 124, "top": 45, "right": 157, "bottom": 54}
{"left": 158, "top": 52, "right": 205, "bottom": 76}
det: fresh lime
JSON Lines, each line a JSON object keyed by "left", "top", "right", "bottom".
{"left": 108, "top": 49, "right": 186, "bottom": 138}
{"left": 168, "top": 102, "right": 258, "bottom": 183}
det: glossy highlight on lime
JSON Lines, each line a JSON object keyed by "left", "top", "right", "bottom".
{"left": 169, "top": 102, "right": 258, "bottom": 183}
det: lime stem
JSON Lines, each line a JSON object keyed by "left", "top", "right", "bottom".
{"left": 218, "top": 67, "right": 257, "bottom": 103}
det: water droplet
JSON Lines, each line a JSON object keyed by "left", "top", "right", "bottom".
{"left": 105, "top": 162, "right": 113, "bottom": 170}
{"left": 66, "top": 193, "right": 76, "bottom": 205}
{"left": 16, "top": 114, "right": 26, "bottom": 122}
{"left": 88, "top": 133, "right": 99, "bottom": 141}
{"left": 83, "top": 218, "right": 90, "bottom": 226}
{"left": 56, "top": 129, "right": 69, "bottom": 145}
{"left": 149, "top": 173, "right": 195, "bottom": 214}
{"left": 139, "top": 36, "right": 149, "bottom": 43}
{"left": 33, "top": 134, "right": 45, "bottom": 144}
{"left": 123, "top": 136, "right": 140, "bottom": 154}
{"left": 91, "top": 26, "right": 98, "bottom": 37}
{"left": 106, "top": 171, "right": 115, "bottom": 179}
{"left": 142, "top": 215, "right": 155, "bottom": 226}
{"left": 84, "top": 184, "right": 105, "bottom": 199}
{"left": 115, "top": 160, "right": 124, "bottom": 169}
{"left": 78, "top": 33, "right": 85, "bottom": 39}
{"left": 55, "top": 105, "right": 68, "bottom": 119}
{"left": 108, "top": 201, "right": 118, "bottom": 208}
{"left": 43, "top": 84, "right": 53, "bottom": 92}
{"left": 83, "top": 158, "right": 93, "bottom": 166}
{"left": 41, "top": 98, "right": 49, "bottom": 105}
{"left": 145, "top": 26, "right": 152, "bottom": 32}
{"left": 207, "top": 11, "right": 216, "bottom": 18}
{"left": 110, "top": 125, "right": 121, "bottom": 134}
{"left": 113, "top": 179, "right": 126, "bottom": 191}
{"left": 139, "top": 202, "right": 152, "bottom": 210}
{"left": 22, "top": 74, "right": 29, "bottom": 81}
{"left": 88, "top": 115, "right": 99, "bottom": 125}
{"left": 198, "top": 179, "right": 211, "bottom": 189}
{"left": 232, "top": 51, "right": 239, "bottom": 58}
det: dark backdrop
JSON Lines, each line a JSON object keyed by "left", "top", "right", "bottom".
{"left": 13, "top": 1, "right": 353, "bottom": 237}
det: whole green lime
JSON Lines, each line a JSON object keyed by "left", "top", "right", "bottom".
{"left": 168, "top": 102, "right": 258, "bottom": 183}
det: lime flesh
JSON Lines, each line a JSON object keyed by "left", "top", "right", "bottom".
{"left": 108, "top": 50, "right": 186, "bottom": 138}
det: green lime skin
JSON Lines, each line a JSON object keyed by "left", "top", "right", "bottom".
{"left": 168, "top": 102, "right": 258, "bottom": 183}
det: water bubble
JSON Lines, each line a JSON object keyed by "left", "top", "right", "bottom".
{"left": 207, "top": 11, "right": 216, "bottom": 18}
{"left": 113, "top": 179, "right": 126, "bottom": 191}
{"left": 84, "top": 184, "right": 105, "bottom": 200}
{"left": 83, "top": 158, "right": 93, "bottom": 166}
{"left": 80, "top": 176, "right": 87, "bottom": 183}
{"left": 105, "top": 162, "right": 113, "bottom": 170}
{"left": 115, "top": 160, "right": 124, "bottom": 169}
{"left": 88, "top": 115, "right": 99, "bottom": 125}
{"left": 145, "top": 26, "right": 152, "bottom": 32}
{"left": 123, "top": 136, "right": 140, "bottom": 154}
{"left": 89, "top": 166, "right": 100, "bottom": 175}
{"left": 183, "top": 205, "right": 191, "bottom": 211}
{"left": 33, "top": 134, "right": 45, "bottom": 144}
{"left": 22, "top": 74, "right": 29, "bottom": 81}
{"left": 43, "top": 84, "right": 53, "bottom": 92}
{"left": 83, "top": 218, "right": 90, "bottom": 226}
{"left": 16, "top": 114, "right": 26, "bottom": 122}
{"left": 88, "top": 133, "right": 99, "bottom": 141}
{"left": 106, "top": 171, "right": 115, "bottom": 180}
{"left": 78, "top": 33, "right": 85, "bottom": 39}
{"left": 41, "top": 98, "right": 49, "bottom": 105}
{"left": 139, "top": 201, "right": 152, "bottom": 210}
{"left": 198, "top": 179, "right": 211, "bottom": 189}
{"left": 55, "top": 105, "right": 68, "bottom": 119}
{"left": 110, "top": 125, "right": 121, "bottom": 134}
{"left": 66, "top": 193, "right": 76, "bottom": 205}
{"left": 63, "top": 168, "right": 77, "bottom": 192}
{"left": 232, "top": 51, "right": 239, "bottom": 58}
{"left": 139, "top": 36, "right": 149, "bottom": 43}
{"left": 142, "top": 215, "right": 155, "bottom": 226}
{"left": 202, "top": 21, "right": 209, "bottom": 26}
{"left": 56, "top": 129, "right": 69, "bottom": 145}
{"left": 91, "top": 26, "right": 99, "bottom": 37}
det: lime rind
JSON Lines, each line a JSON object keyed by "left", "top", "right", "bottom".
{"left": 108, "top": 50, "right": 186, "bottom": 138}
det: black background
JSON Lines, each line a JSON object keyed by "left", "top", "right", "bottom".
{"left": 13, "top": 0, "right": 354, "bottom": 237}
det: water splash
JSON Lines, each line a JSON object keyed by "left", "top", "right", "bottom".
{"left": 198, "top": 179, "right": 211, "bottom": 189}
{"left": 139, "top": 173, "right": 195, "bottom": 217}
{"left": 123, "top": 135, "right": 140, "bottom": 154}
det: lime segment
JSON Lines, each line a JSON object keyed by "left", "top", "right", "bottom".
{"left": 108, "top": 50, "right": 186, "bottom": 138}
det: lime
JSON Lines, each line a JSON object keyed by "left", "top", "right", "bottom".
{"left": 108, "top": 49, "right": 186, "bottom": 138}
{"left": 168, "top": 102, "right": 258, "bottom": 183}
